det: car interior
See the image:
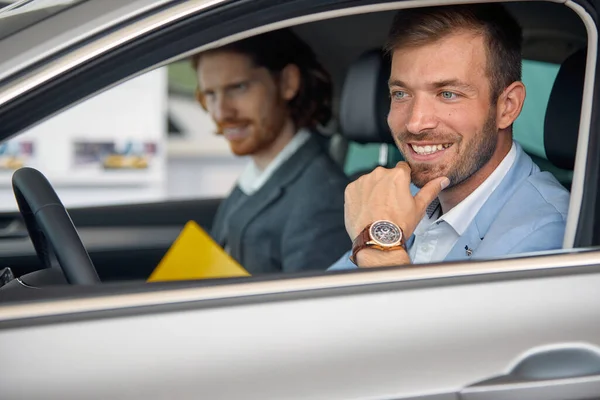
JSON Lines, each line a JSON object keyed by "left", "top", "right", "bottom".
{"left": 0, "top": 0, "right": 591, "bottom": 299}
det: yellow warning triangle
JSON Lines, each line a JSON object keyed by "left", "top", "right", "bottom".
{"left": 147, "top": 220, "right": 250, "bottom": 282}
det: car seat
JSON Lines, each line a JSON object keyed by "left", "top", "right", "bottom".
{"left": 543, "top": 48, "right": 586, "bottom": 190}
{"left": 339, "top": 49, "right": 402, "bottom": 180}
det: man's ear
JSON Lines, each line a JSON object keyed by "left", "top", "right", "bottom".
{"left": 280, "top": 64, "right": 301, "bottom": 101}
{"left": 496, "top": 81, "right": 526, "bottom": 129}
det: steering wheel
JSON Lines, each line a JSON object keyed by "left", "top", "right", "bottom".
{"left": 12, "top": 167, "right": 100, "bottom": 285}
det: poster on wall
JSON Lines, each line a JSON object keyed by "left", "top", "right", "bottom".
{"left": 0, "top": 140, "right": 36, "bottom": 171}
{"left": 73, "top": 140, "right": 158, "bottom": 170}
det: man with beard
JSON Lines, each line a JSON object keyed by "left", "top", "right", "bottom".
{"left": 192, "top": 29, "right": 349, "bottom": 274}
{"left": 329, "top": 4, "right": 570, "bottom": 270}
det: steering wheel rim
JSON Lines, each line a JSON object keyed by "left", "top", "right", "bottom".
{"left": 12, "top": 167, "right": 100, "bottom": 285}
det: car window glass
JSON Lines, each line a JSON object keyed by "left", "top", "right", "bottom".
{"left": 0, "top": 3, "right": 587, "bottom": 295}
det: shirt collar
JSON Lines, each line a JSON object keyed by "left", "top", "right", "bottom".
{"left": 238, "top": 129, "right": 311, "bottom": 196}
{"left": 440, "top": 141, "right": 518, "bottom": 235}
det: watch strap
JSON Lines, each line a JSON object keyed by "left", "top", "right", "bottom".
{"left": 350, "top": 224, "right": 373, "bottom": 264}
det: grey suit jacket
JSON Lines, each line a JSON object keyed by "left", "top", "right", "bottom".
{"left": 211, "top": 135, "right": 350, "bottom": 275}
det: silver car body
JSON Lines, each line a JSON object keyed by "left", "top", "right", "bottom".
{"left": 0, "top": 0, "right": 599, "bottom": 399}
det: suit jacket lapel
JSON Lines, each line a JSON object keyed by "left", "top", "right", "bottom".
{"left": 227, "top": 136, "right": 324, "bottom": 261}
{"left": 445, "top": 142, "right": 537, "bottom": 261}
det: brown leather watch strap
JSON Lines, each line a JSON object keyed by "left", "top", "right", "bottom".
{"left": 350, "top": 224, "right": 373, "bottom": 264}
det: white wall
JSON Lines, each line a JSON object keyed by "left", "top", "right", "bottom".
{"left": 0, "top": 68, "right": 247, "bottom": 211}
{"left": 166, "top": 155, "right": 247, "bottom": 200}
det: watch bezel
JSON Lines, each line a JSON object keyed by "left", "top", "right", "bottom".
{"left": 369, "top": 220, "right": 403, "bottom": 248}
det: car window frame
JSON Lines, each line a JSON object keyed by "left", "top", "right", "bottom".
{"left": 0, "top": 0, "right": 597, "bottom": 308}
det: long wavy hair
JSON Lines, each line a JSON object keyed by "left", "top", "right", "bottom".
{"left": 191, "top": 28, "right": 333, "bottom": 130}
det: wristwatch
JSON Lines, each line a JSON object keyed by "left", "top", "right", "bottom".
{"left": 350, "top": 220, "right": 406, "bottom": 265}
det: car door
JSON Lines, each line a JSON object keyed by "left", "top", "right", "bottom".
{"left": 0, "top": 0, "right": 600, "bottom": 398}
{"left": 1, "top": 251, "right": 600, "bottom": 399}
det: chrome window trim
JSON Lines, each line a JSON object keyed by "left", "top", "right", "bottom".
{"left": 1, "top": 248, "right": 599, "bottom": 322}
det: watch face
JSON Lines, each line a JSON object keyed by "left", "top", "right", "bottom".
{"left": 370, "top": 220, "right": 402, "bottom": 247}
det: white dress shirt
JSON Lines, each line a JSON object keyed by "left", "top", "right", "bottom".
{"left": 237, "top": 129, "right": 311, "bottom": 196}
{"left": 409, "top": 142, "right": 518, "bottom": 263}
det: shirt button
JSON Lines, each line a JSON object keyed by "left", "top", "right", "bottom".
{"left": 421, "top": 246, "right": 429, "bottom": 252}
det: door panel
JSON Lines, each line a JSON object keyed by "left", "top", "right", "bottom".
{"left": 1, "top": 261, "right": 600, "bottom": 399}
{"left": 0, "top": 198, "right": 222, "bottom": 281}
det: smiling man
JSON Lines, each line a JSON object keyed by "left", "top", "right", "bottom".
{"left": 192, "top": 29, "right": 350, "bottom": 274}
{"left": 330, "top": 4, "right": 570, "bottom": 270}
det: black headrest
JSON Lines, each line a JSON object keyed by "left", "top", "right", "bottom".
{"left": 544, "top": 49, "right": 586, "bottom": 170}
{"left": 339, "top": 50, "right": 394, "bottom": 144}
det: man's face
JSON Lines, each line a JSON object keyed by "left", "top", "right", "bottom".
{"left": 387, "top": 31, "right": 499, "bottom": 188}
{"left": 196, "top": 51, "right": 287, "bottom": 156}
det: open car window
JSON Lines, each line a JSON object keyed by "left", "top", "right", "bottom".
{"left": 0, "top": 0, "right": 594, "bottom": 302}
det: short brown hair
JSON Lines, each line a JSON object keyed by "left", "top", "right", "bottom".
{"left": 191, "top": 28, "right": 332, "bottom": 130}
{"left": 385, "top": 4, "right": 522, "bottom": 102}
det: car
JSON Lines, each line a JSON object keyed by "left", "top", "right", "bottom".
{"left": 0, "top": 0, "right": 599, "bottom": 399}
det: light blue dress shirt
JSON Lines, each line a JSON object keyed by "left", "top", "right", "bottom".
{"left": 328, "top": 141, "right": 570, "bottom": 270}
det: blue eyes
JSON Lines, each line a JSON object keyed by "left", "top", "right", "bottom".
{"left": 440, "top": 91, "right": 457, "bottom": 100}
{"left": 392, "top": 91, "right": 407, "bottom": 100}
{"left": 390, "top": 90, "right": 459, "bottom": 101}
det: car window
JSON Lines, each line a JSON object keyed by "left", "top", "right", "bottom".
{"left": 0, "top": 1, "right": 590, "bottom": 293}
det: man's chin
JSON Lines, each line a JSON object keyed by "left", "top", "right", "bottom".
{"left": 229, "top": 143, "right": 255, "bottom": 157}
{"left": 411, "top": 171, "right": 448, "bottom": 189}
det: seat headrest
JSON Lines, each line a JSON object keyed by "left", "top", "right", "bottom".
{"left": 339, "top": 50, "right": 394, "bottom": 144}
{"left": 544, "top": 49, "right": 586, "bottom": 170}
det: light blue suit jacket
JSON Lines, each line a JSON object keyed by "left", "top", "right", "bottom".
{"left": 329, "top": 142, "right": 570, "bottom": 270}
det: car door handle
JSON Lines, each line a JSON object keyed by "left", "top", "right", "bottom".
{"left": 460, "top": 345, "right": 600, "bottom": 400}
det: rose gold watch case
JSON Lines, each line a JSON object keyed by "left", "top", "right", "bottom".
{"left": 368, "top": 220, "right": 404, "bottom": 248}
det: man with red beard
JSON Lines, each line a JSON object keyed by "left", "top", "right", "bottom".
{"left": 192, "top": 29, "right": 349, "bottom": 274}
{"left": 330, "top": 4, "right": 570, "bottom": 270}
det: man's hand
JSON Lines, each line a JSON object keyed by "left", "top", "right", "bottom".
{"left": 345, "top": 162, "right": 449, "bottom": 267}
